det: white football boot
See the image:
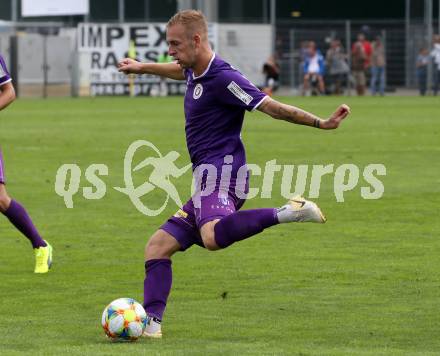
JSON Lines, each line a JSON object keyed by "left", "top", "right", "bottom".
{"left": 276, "top": 196, "right": 326, "bottom": 224}
{"left": 143, "top": 317, "right": 162, "bottom": 338}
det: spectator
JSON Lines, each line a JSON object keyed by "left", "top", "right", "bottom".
{"left": 353, "top": 33, "right": 372, "bottom": 68}
{"left": 431, "top": 34, "right": 440, "bottom": 96}
{"left": 351, "top": 41, "right": 367, "bottom": 95}
{"left": 351, "top": 33, "right": 372, "bottom": 96}
{"left": 326, "top": 39, "right": 349, "bottom": 95}
{"left": 261, "top": 55, "right": 280, "bottom": 96}
{"left": 299, "top": 41, "right": 309, "bottom": 63}
{"left": 416, "top": 48, "right": 429, "bottom": 96}
{"left": 303, "top": 41, "right": 325, "bottom": 95}
{"left": 370, "top": 36, "right": 386, "bottom": 96}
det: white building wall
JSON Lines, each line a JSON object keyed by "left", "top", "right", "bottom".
{"left": 217, "top": 23, "right": 272, "bottom": 87}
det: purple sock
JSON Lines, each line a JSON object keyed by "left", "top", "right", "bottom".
{"left": 143, "top": 259, "right": 172, "bottom": 320}
{"left": 214, "top": 208, "right": 279, "bottom": 248}
{"left": 2, "top": 200, "right": 46, "bottom": 248}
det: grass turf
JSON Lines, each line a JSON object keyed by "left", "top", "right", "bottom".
{"left": 0, "top": 96, "right": 439, "bottom": 355}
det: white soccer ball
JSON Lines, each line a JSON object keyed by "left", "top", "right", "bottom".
{"left": 101, "top": 298, "right": 148, "bottom": 341}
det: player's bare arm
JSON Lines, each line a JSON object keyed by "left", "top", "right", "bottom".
{"left": 257, "top": 97, "right": 350, "bottom": 130}
{"left": 0, "top": 82, "right": 16, "bottom": 111}
{"left": 117, "top": 58, "right": 185, "bottom": 81}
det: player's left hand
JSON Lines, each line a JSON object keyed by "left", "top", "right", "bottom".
{"left": 321, "top": 104, "right": 351, "bottom": 130}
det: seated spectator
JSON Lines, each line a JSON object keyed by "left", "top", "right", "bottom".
{"left": 303, "top": 41, "right": 325, "bottom": 95}
{"left": 261, "top": 55, "right": 280, "bottom": 96}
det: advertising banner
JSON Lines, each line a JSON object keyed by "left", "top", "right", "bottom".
{"left": 78, "top": 23, "right": 218, "bottom": 96}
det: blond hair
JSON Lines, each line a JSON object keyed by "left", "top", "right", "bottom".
{"left": 167, "top": 10, "right": 208, "bottom": 39}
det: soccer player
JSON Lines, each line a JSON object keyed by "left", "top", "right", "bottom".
{"left": 0, "top": 54, "right": 52, "bottom": 273}
{"left": 118, "top": 10, "right": 350, "bottom": 338}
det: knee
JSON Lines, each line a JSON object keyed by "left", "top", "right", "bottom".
{"left": 0, "top": 188, "right": 11, "bottom": 213}
{"left": 200, "top": 221, "right": 220, "bottom": 251}
{"left": 202, "top": 233, "right": 219, "bottom": 251}
{"left": 145, "top": 230, "right": 180, "bottom": 260}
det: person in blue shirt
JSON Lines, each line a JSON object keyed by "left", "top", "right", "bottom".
{"left": 303, "top": 41, "right": 326, "bottom": 95}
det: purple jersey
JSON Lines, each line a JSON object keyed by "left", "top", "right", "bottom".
{"left": 0, "top": 54, "right": 11, "bottom": 183}
{"left": 183, "top": 54, "right": 267, "bottom": 173}
{"left": 0, "top": 55, "right": 11, "bottom": 86}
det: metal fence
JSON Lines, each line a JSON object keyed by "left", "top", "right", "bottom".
{"left": 276, "top": 19, "right": 440, "bottom": 94}
{"left": 0, "top": 18, "right": 439, "bottom": 97}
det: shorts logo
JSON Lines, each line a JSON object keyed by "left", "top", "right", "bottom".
{"left": 227, "top": 81, "right": 253, "bottom": 105}
{"left": 193, "top": 83, "right": 203, "bottom": 99}
{"left": 174, "top": 209, "right": 188, "bottom": 219}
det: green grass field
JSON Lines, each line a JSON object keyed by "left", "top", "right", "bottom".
{"left": 0, "top": 96, "right": 439, "bottom": 355}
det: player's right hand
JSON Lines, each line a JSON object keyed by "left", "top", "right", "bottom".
{"left": 118, "top": 58, "right": 143, "bottom": 75}
{"left": 321, "top": 104, "right": 351, "bottom": 130}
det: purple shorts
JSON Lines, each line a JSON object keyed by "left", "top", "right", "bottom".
{"left": 161, "top": 186, "right": 247, "bottom": 251}
{"left": 0, "top": 149, "right": 5, "bottom": 184}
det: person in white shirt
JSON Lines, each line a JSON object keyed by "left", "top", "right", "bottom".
{"left": 431, "top": 35, "right": 440, "bottom": 95}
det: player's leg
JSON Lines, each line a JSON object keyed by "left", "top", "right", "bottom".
{"left": 143, "top": 229, "right": 181, "bottom": 338}
{"left": 0, "top": 150, "right": 52, "bottom": 273}
{"left": 0, "top": 183, "right": 46, "bottom": 248}
{"left": 200, "top": 196, "right": 326, "bottom": 250}
{"left": 0, "top": 184, "right": 52, "bottom": 273}
{"left": 200, "top": 206, "right": 277, "bottom": 251}
{"left": 0, "top": 183, "right": 11, "bottom": 211}
{"left": 143, "top": 199, "right": 202, "bottom": 338}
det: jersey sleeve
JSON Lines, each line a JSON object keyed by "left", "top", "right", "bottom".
{"left": 0, "top": 56, "right": 11, "bottom": 86}
{"left": 217, "top": 69, "right": 267, "bottom": 111}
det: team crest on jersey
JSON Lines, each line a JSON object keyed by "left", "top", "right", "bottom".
{"left": 193, "top": 83, "right": 203, "bottom": 99}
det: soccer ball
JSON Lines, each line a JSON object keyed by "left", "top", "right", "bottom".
{"left": 101, "top": 298, "right": 148, "bottom": 341}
